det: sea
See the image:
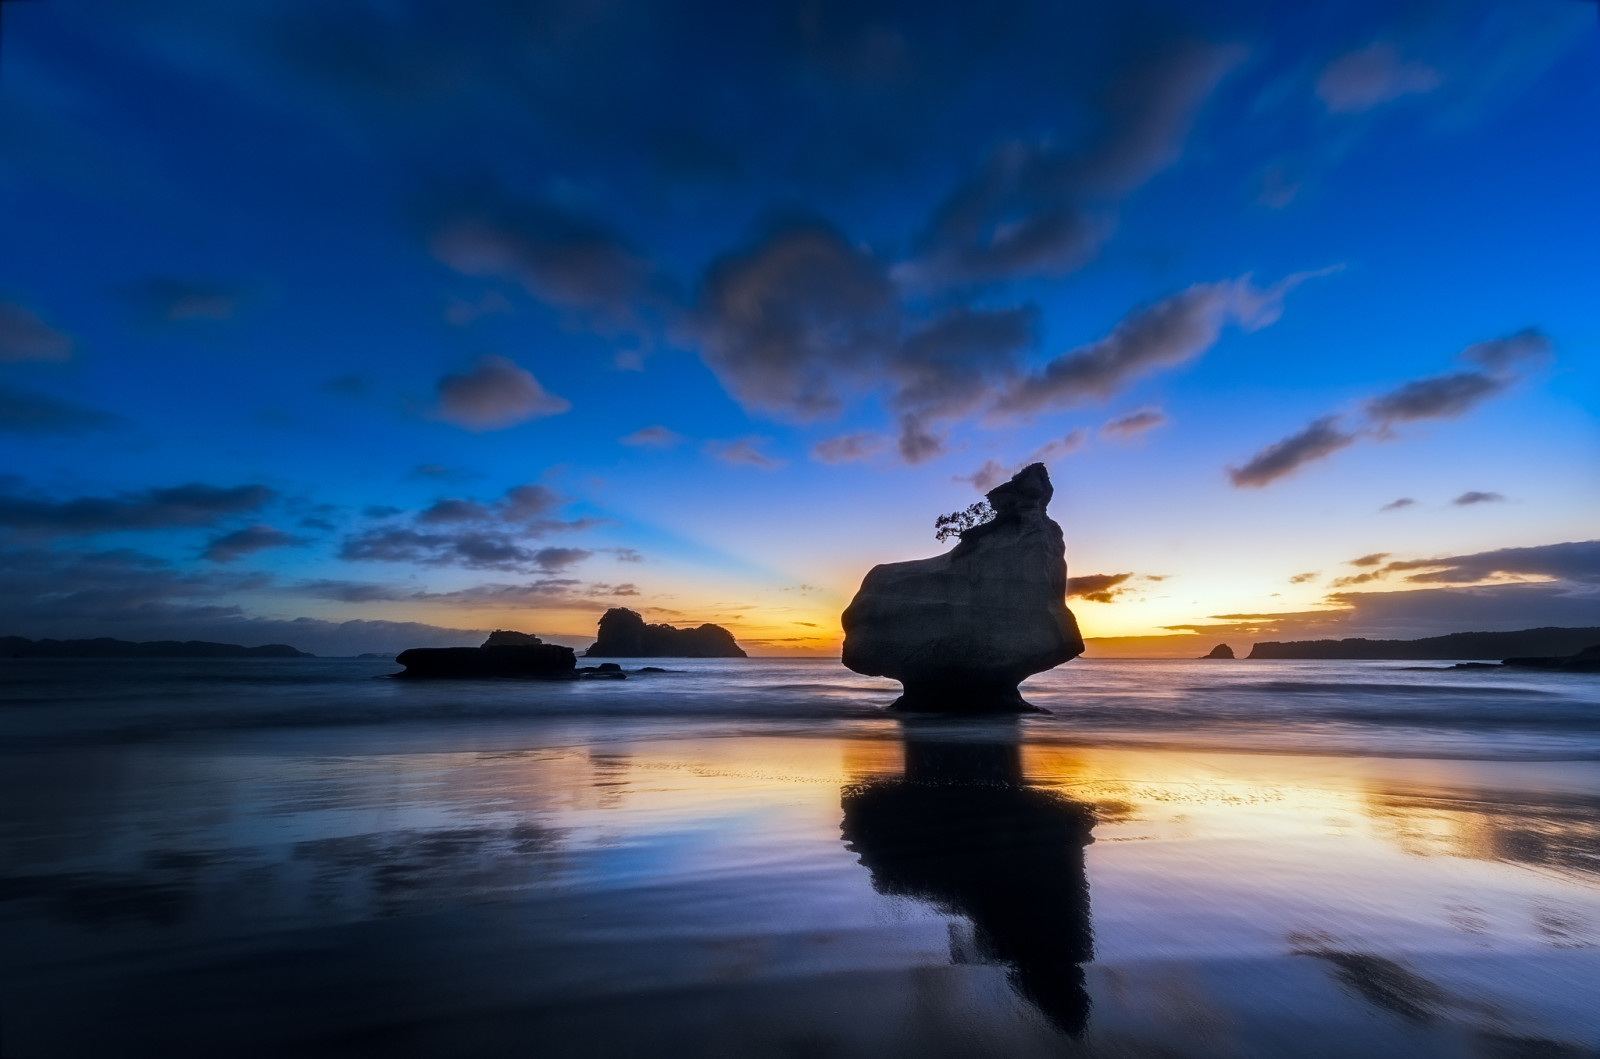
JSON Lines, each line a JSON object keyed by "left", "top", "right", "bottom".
{"left": 3, "top": 657, "right": 1600, "bottom": 1056}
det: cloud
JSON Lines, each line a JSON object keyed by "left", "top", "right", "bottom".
{"left": 1066, "top": 572, "right": 1135, "bottom": 603}
{"left": 433, "top": 355, "right": 570, "bottom": 431}
{"left": 0, "top": 384, "right": 118, "bottom": 434}
{"left": 336, "top": 482, "right": 592, "bottom": 573}
{"left": 956, "top": 430, "right": 1087, "bottom": 491}
{"left": 1101, "top": 407, "right": 1167, "bottom": 439}
{"left": 123, "top": 277, "right": 240, "bottom": 323}
{"left": 1381, "top": 540, "right": 1599, "bottom": 585}
{"left": 994, "top": 271, "right": 1327, "bottom": 417}
{"left": 1380, "top": 497, "right": 1415, "bottom": 512}
{"left": 811, "top": 431, "right": 886, "bottom": 465}
{"left": 1227, "top": 415, "right": 1359, "bottom": 488}
{"left": 610, "top": 547, "right": 643, "bottom": 563}
{"left": 695, "top": 220, "right": 898, "bottom": 421}
{"left": 1453, "top": 491, "right": 1504, "bottom": 507}
{"left": 201, "top": 525, "right": 303, "bottom": 562}
{"left": 428, "top": 190, "right": 670, "bottom": 339}
{"left": 620, "top": 425, "right": 683, "bottom": 448}
{"left": 1316, "top": 41, "right": 1441, "bottom": 114}
{"left": 406, "top": 464, "right": 482, "bottom": 483}
{"left": 905, "top": 42, "right": 1245, "bottom": 288}
{"left": 529, "top": 546, "right": 591, "bottom": 573}
{"left": 0, "top": 482, "right": 275, "bottom": 538}
{"left": 1364, "top": 371, "right": 1505, "bottom": 426}
{"left": 704, "top": 438, "right": 781, "bottom": 469}
{"left": 1348, "top": 553, "right": 1390, "bottom": 567}
{"left": 0, "top": 300, "right": 73, "bottom": 361}
{"left": 1289, "top": 571, "right": 1319, "bottom": 584}
{"left": 1226, "top": 328, "right": 1550, "bottom": 487}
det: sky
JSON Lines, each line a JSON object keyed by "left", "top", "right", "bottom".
{"left": 1, "top": 0, "right": 1597, "bottom": 657}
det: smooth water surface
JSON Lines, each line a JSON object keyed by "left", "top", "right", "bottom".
{"left": 3, "top": 657, "right": 1599, "bottom": 1056}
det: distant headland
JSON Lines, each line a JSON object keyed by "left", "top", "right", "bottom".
{"left": 1, "top": 636, "right": 312, "bottom": 659}
{"left": 1247, "top": 627, "right": 1600, "bottom": 660}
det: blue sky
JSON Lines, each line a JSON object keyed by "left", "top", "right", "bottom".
{"left": 1, "top": 0, "right": 1596, "bottom": 655}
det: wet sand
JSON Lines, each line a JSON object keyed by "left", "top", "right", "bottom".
{"left": 3, "top": 660, "right": 1600, "bottom": 1056}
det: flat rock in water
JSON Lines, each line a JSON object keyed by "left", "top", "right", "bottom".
{"left": 841, "top": 463, "right": 1084, "bottom": 712}
{"left": 394, "top": 643, "right": 576, "bottom": 679}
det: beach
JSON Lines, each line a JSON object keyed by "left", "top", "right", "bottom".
{"left": 4, "top": 657, "right": 1600, "bottom": 1057}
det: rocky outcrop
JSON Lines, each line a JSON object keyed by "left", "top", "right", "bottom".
{"left": 395, "top": 632, "right": 575, "bottom": 679}
{"left": 1503, "top": 644, "right": 1600, "bottom": 673}
{"left": 1202, "top": 643, "right": 1235, "bottom": 659}
{"left": 841, "top": 463, "right": 1084, "bottom": 711}
{"left": 584, "top": 608, "right": 746, "bottom": 658}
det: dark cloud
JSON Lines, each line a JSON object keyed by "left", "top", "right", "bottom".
{"left": 0, "top": 384, "right": 118, "bottom": 434}
{"left": 337, "top": 483, "right": 591, "bottom": 573}
{"left": 427, "top": 189, "right": 672, "bottom": 340}
{"left": 1066, "top": 572, "right": 1135, "bottom": 603}
{"left": 704, "top": 437, "right": 782, "bottom": 470}
{"left": 1315, "top": 41, "right": 1440, "bottom": 114}
{"left": 1381, "top": 540, "right": 1599, "bottom": 585}
{"left": 1380, "top": 497, "right": 1415, "bottom": 512}
{"left": 1288, "top": 571, "right": 1319, "bottom": 584}
{"left": 0, "top": 483, "right": 275, "bottom": 538}
{"left": 1348, "top": 552, "right": 1390, "bottom": 567}
{"left": 1364, "top": 371, "right": 1505, "bottom": 426}
{"left": 121, "top": 277, "right": 241, "bottom": 323}
{"left": 444, "top": 290, "right": 513, "bottom": 327}
{"left": 1101, "top": 407, "right": 1167, "bottom": 438}
{"left": 995, "top": 273, "right": 1323, "bottom": 417}
{"left": 1452, "top": 490, "right": 1504, "bottom": 507}
{"left": 812, "top": 431, "right": 886, "bottom": 465}
{"left": 0, "top": 299, "right": 73, "bottom": 361}
{"left": 201, "top": 525, "right": 303, "bottom": 563}
{"left": 619, "top": 425, "right": 683, "bottom": 448}
{"left": 1229, "top": 328, "right": 1549, "bottom": 486}
{"left": 529, "top": 547, "right": 591, "bottom": 574}
{"left": 696, "top": 220, "right": 897, "bottom": 421}
{"left": 433, "top": 355, "right": 570, "bottom": 431}
{"left": 905, "top": 42, "right": 1244, "bottom": 288}
{"left": 1227, "top": 415, "right": 1358, "bottom": 488}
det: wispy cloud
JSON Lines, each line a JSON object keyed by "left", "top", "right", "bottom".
{"left": 1316, "top": 41, "right": 1441, "bottom": 114}
{"left": 1452, "top": 490, "right": 1504, "bottom": 506}
{"left": 620, "top": 425, "right": 683, "bottom": 448}
{"left": 1228, "top": 415, "right": 1358, "bottom": 488}
{"left": 0, "top": 300, "right": 73, "bottom": 362}
{"left": 704, "top": 438, "right": 781, "bottom": 469}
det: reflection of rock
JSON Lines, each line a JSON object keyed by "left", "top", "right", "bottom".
{"left": 1202, "top": 643, "right": 1235, "bottom": 659}
{"left": 841, "top": 464, "right": 1084, "bottom": 712}
{"left": 584, "top": 608, "right": 746, "bottom": 658}
{"left": 1503, "top": 644, "right": 1600, "bottom": 672}
{"left": 840, "top": 723, "right": 1095, "bottom": 1035}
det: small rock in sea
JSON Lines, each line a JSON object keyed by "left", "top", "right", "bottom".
{"left": 585, "top": 608, "right": 746, "bottom": 658}
{"left": 1501, "top": 643, "right": 1600, "bottom": 673}
{"left": 841, "top": 463, "right": 1084, "bottom": 712}
{"left": 1202, "top": 644, "right": 1235, "bottom": 659}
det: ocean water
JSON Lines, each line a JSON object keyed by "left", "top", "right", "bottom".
{"left": 3, "top": 657, "right": 1600, "bottom": 1056}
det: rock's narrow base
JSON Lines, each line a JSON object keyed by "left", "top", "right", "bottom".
{"left": 889, "top": 683, "right": 1045, "bottom": 714}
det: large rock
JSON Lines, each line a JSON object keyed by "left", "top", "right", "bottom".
{"left": 585, "top": 608, "right": 746, "bottom": 658}
{"left": 841, "top": 463, "right": 1084, "bottom": 711}
{"left": 1202, "top": 643, "right": 1235, "bottom": 659}
{"left": 395, "top": 632, "right": 576, "bottom": 679}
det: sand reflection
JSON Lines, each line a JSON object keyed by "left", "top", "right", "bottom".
{"left": 841, "top": 720, "right": 1097, "bottom": 1034}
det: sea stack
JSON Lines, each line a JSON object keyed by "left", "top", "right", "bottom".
{"left": 841, "top": 463, "right": 1084, "bottom": 712}
{"left": 1202, "top": 644, "right": 1235, "bottom": 659}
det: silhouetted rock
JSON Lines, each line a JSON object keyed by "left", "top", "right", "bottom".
{"left": 1202, "top": 643, "right": 1235, "bottom": 659}
{"left": 0, "top": 636, "right": 311, "bottom": 659}
{"left": 841, "top": 723, "right": 1095, "bottom": 1035}
{"left": 1248, "top": 627, "right": 1600, "bottom": 660}
{"left": 1503, "top": 644, "right": 1600, "bottom": 673}
{"left": 482, "top": 630, "right": 542, "bottom": 647}
{"left": 584, "top": 608, "right": 746, "bottom": 658}
{"left": 841, "top": 463, "right": 1084, "bottom": 712}
{"left": 394, "top": 643, "right": 575, "bottom": 679}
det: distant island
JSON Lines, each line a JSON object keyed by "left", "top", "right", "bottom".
{"left": 585, "top": 608, "right": 746, "bottom": 658}
{"left": 1, "top": 636, "right": 312, "bottom": 659}
{"left": 1248, "top": 627, "right": 1600, "bottom": 660}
